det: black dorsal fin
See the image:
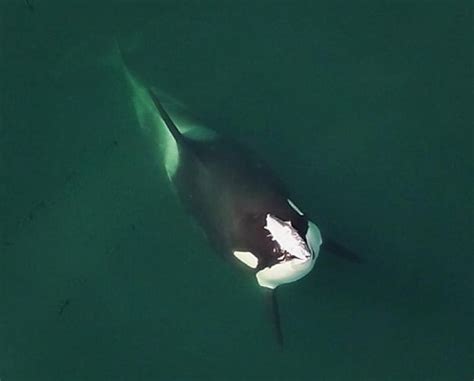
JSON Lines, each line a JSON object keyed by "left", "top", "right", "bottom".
{"left": 148, "top": 88, "right": 184, "bottom": 144}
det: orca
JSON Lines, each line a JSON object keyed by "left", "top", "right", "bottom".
{"left": 117, "top": 52, "right": 323, "bottom": 345}
{"left": 149, "top": 90, "right": 323, "bottom": 345}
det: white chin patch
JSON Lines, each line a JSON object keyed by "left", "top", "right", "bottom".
{"left": 256, "top": 256, "right": 315, "bottom": 289}
{"left": 287, "top": 199, "right": 304, "bottom": 216}
{"left": 233, "top": 251, "right": 258, "bottom": 269}
{"left": 256, "top": 219, "right": 322, "bottom": 289}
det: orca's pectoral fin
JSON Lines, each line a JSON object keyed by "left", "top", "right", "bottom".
{"left": 323, "top": 237, "right": 365, "bottom": 263}
{"left": 263, "top": 288, "right": 284, "bottom": 348}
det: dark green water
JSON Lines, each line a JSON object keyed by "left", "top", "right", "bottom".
{"left": 1, "top": 1, "right": 472, "bottom": 380}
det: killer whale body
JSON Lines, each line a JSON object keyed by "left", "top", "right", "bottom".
{"left": 114, "top": 44, "right": 357, "bottom": 344}
{"left": 146, "top": 89, "right": 324, "bottom": 345}
{"left": 56, "top": 39, "right": 361, "bottom": 344}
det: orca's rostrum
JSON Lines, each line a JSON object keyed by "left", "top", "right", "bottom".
{"left": 118, "top": 53, "right": 322, "bottom": 346}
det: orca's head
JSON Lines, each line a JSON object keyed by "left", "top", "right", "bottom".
{"left": 233, "top": 199, "right": 323, "bottom": 289}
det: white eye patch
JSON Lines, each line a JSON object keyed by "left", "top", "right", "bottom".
{"left": 233, "top": 251, "right": 258, "bottom": 268}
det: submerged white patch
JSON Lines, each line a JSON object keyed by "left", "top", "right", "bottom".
{"left": 120, "top": 65, "right": 180, "bottom": 179}
{"left": 181, "top": 123, "right": 217, "bottom": 141}
{"left": 163, "top": 121, "right": 217, "bottom": 179}
{"left": 161, "top": 128, "right": 179, "bottom": 179}
{"left": 256, "top": 217, "right": 322, "bottom": 289}
{"left": 233, "top": 251, "right": 258, "bottom": 268}
{"left": 121, "top": 62, "right": 217, "bottom": 180}
{"left": 161, "top": 123, "right": 216, "bottom": 180}
{"left": 287, "top": 199, "right": 304, "bottom": 216}
{"left": 305, "top": 221, "right": 322, "bottom": 260}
